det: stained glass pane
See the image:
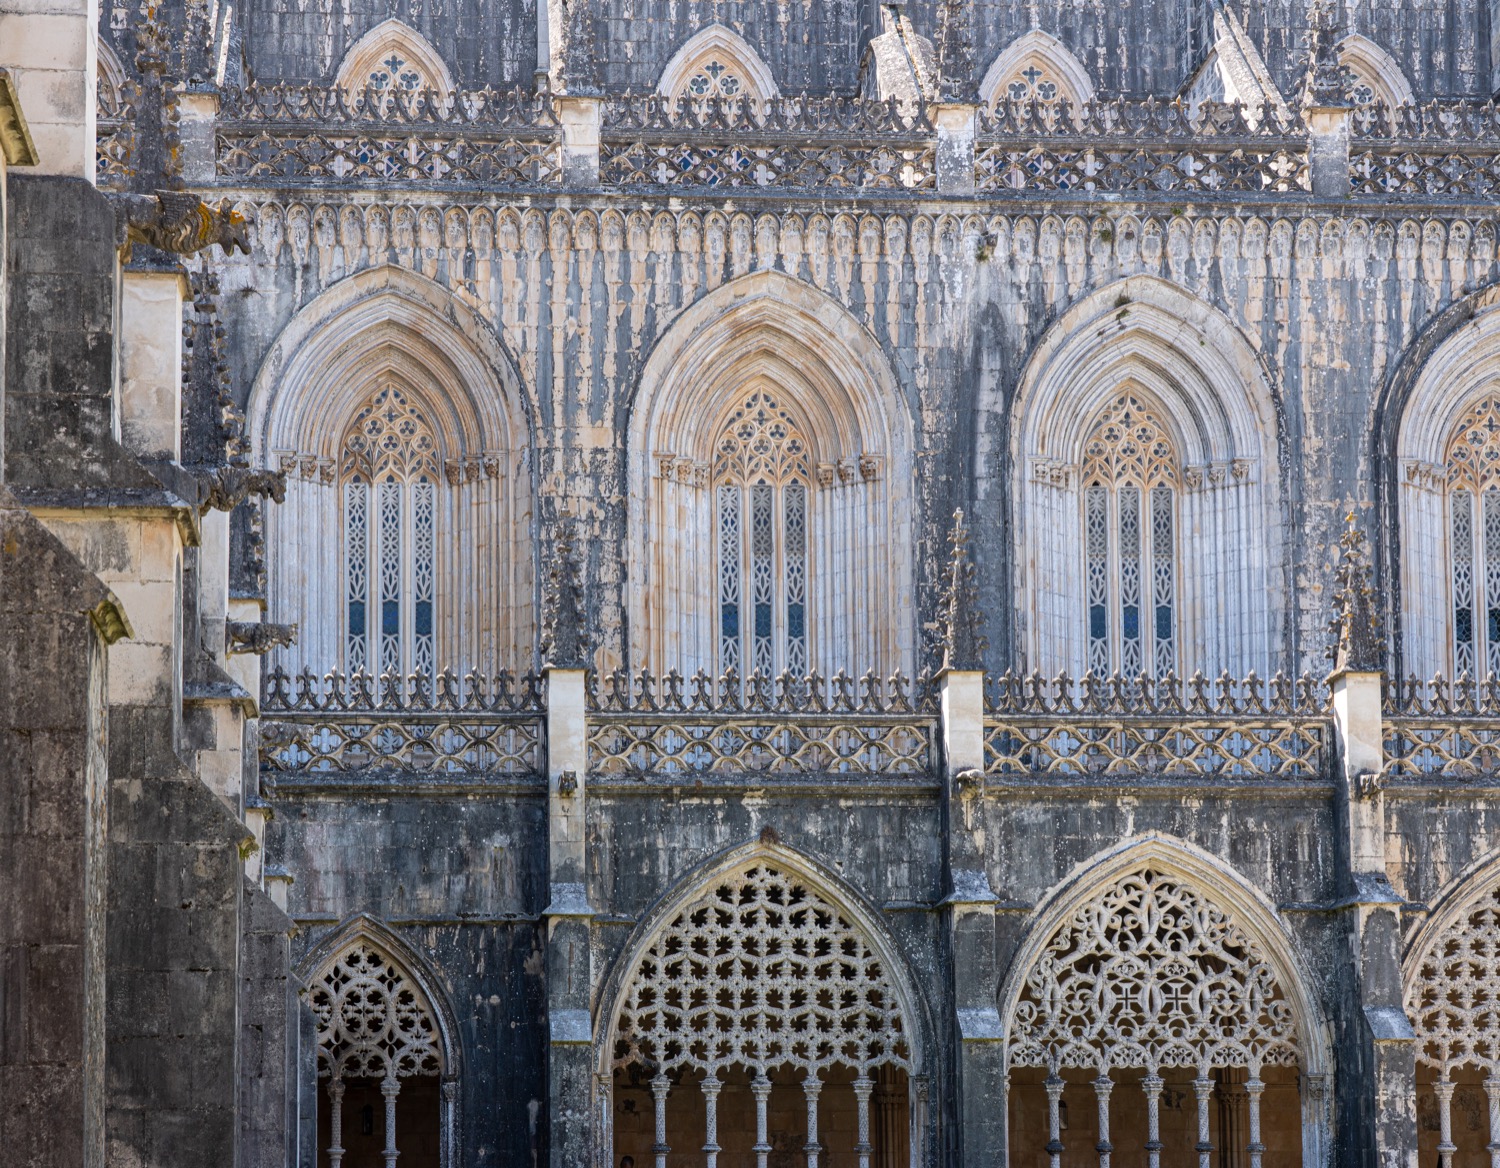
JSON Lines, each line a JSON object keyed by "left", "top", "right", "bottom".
{"left": 379, "top": 478, "right": 401, "bottom": 674}
{"left": 718, "top": 484, "right": 742, "bottom": 671}
{"left": 1455, "top": 489, "right": 1476, "bottom": 676}
{"left": 785, "top": 482, "right": 807, "bottom": 674}
{"left": 1151, "top": 484, "right": 1176, "bottom": 675}
{"left": 345, "top": 478, "right": 369, "bottom": 672}
{"left": 1086, "top": 484, "right": 1109, "bottom": 675}
{"left": 1119, "top": 484, "right": 1142, "bottom": 677}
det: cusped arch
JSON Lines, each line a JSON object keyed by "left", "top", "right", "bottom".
{"left": 1337, "top": 33, "right": 1415, "bottom": 109}
{"left": 656, "top": 23, "right": 780, "bottom": 101}
{"left": 978, "top": 29, "right": 1096, "bottom": 108}
{"left": 625, "top": 270, "right": 915, "bottom": 677}
{"left": 97, "top": 38, "right": 127, "bottom": 115}
{"left": 334, "top": 18, "right": 457, "bottom": 94}
{"left": 597, "top": 840, "right": 934, "bottom": 1081}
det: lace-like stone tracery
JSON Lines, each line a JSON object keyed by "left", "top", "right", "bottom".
{"left": 613, "top": 865, "right": 910, "bottom": 1076}
{"left": 341, "top": 384, "right": 440, "bottom": 482}
{"left": 1408, "top": 881, "right": 1500, "bottom": 1074}
{"left": 1082, "top": 392, "right": 1179, "bottom": 489}
{"left": 311, "top": 943, "right": 443, "bottom": 1080}
{"left": 1009, "top": 869, "right": 1300, "bottom": 1075}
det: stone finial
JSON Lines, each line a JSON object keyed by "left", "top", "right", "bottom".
{"left": 934, "top": 0, "right": 975, "bottom": 104}
{"left": 129, "top": 0, "right": 184, "bottom": 192}
{"left": 1327, "top": 510, "right": 1385, "bottom": 674}
{"left": 557, "top": 0, "right": 602, "bottom": 96}
{"left": 939, "top": 508, "right": 987, "bottom": 673}
{"left": 541, "top": 514, "right": 590, "bottom": 670}
{"left": 1305, "top": 0, "right": 1349, "bottom": 108}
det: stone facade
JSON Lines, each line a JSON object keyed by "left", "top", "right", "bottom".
{"left": 15, "top": 1, "right": 1500, "bottom": 1166}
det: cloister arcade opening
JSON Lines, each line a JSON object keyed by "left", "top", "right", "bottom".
{"left": 1002, "top": 856, "right": 1330, "bottom": 1166}
{"left": 604, "top": 861, "right": 925, "bottom": 1168}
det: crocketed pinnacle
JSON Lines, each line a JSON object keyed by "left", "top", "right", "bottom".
{"left": 934, "top": 0, "right": 975, "bottom": 104}
{"left": 940, "top": 508, "right": 987, "bottom": 673}
{"left": 542, "top": 514, "right": 591, "bottom": 670}
{"left": 1306, "top": 0, "right": 1351, "bottom": 109}
{"left": 1327, "top": 510, "right": 1385, "bottom": 673}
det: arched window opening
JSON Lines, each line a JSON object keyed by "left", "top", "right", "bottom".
{"left": 656, "top": 25, "right": 779, "bottom": 103}
{"left": 313, "top": 943, "right": 444, "bottom": 1168}
{"left": 340, "top": 385, "right": 439, "bottom": 678}
{"left": 1337, "top": 35, "right": 1415, "bottom": 111}
{"left": 1081, "top": 393, "right": 1179, "bottom": 677}
{"left": 978, "top": 31, "right": 1096, "bottom": 110}
{"left": 332, "top": 19, "right": 457, "bottom": 97}
{"left": 713, "top": 390, "right": 811, "bottom": 677}
{"left": 1444, "top": 396, "right": 1500, "bottom": 678}
{"left": 1006, "top": 869, "right": 1313, "bottom": 1165}
{"left": 609, "top": 865, "right": 917, "bottom": 1167}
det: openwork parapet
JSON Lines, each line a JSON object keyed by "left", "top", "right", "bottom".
{"left": 599, "top": 93, "right": 936, "bottom": 191}
{"left": 586, "top": 668, "right": 938, "bottom": 781}
{"left": 1384, "top": 673, "right": 1500, "bottom": 778}
{"left": 215, "top": 84, "right": 561, "bottom": 185}
{"left": 974, "top": 98, "right": 1308, "bottom": 195}
{"left": 1350, "top": 100, "right": 1500, "bottom": 197}
{"left": 259, "top": 666, "right": 544, "bottom": 786}
{"left": 983, "top": 670, "right": 1331, "bottom": 780}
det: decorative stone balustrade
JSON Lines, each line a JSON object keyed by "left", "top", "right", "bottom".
{"left": 1383, "top": 673, "right": 1500, "bottom": 778}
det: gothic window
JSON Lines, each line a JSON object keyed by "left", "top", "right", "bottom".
{"left": 1336, "top": 35, "right": 1415, "bottom": 111}
{"left": 1081, "top": 393, "right": 1179, "bottom": 677}
{"left": 685, "top": 59, "right": 744, "bottom": 98}
{"left": 657, "top": 25, "right": 778, "bottom": 103}
{"left": 1006, "top": 63, "right": 1061, "bottom": 103}
{"left": 332, "top": 20, "right": 456, "bottom": 97}
{"left": 1445, "top": 396, "right": 1500, "bottom": 677}
{"left": 312, "top": 942, "right": 445, "bottom": 1168}
{"left": 979, "top": 32, "right": 1096, "bottom": 110}
{"left": 610, "top": 864, "right": 913, "bottom": 1166}
{"left": 1007, "top": 868, "right": 1309, "bottom": 1164}
{"left": 713, "top": 390, "right": 811, "bottom": 677}
{"left": 1408, "top": 878, "right": 1500, "bottom": 1163}
{"left": 369, "top": 51, "right": 424, "bottom": 92}
{"left": 341, "top": 386, "right": 439, "bottom": 678}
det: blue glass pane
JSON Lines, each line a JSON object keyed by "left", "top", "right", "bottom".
{"left": 1458, "top": 607, "right": 1474, "bottom": 645}
{"left": 788, "top": 604, "right": 804, "bottom": 639}
{"left": 1488, "top": 606, "right": 1500, "bottom": 644}
{"left": 721, "top": 603, "right": 739, "bottom": 638}
{"left": 383, "top": 600, "right": 400, "bottom": 636}
{"left": 1090, "top": 605, "right": 1107, "bottom": 640}
{"left": 1123, "top": 605, "right": 1139, "bottom": 639}
{"left": 348, "top": 601, "right": 366, "bottom": 637}
{"left": 1156, "top": 605, "right": 1171, "bottom": 640}
{"left": 755, "top": 603, "right": 771, "bottom": 638}
{"left": 415, "top": 601, "right": 432, "bottom": 637}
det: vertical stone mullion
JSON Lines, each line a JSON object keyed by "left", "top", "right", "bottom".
{"left": 1437, "top": 1076, "right": 1458, "bottom": 1168}
{"left": 381, "top": 1073, "right": 401, "bottom": 1168}
{"left": 1142, "top": 1073, "right": 1163, "bottom": 1168}
{"left": 702, "top": 1073, "right": 722, "bottom": 1168}
{"left": 1044, "top": 1073, "right": 1065, "bottom": 1168}
{"left": 752, "top": 1073, "right": 774, "bottom": 1168}
{"left": 651, "top": 1072, "right": 671, "bottom": 1168}
{"left": 327, "top": 1075, "right": 347, "bottom": 1168}
{"left": 1194, "top": 1075, "right": 1215, "bottom": 1168}
{"left": 853, "top": 1074, "right": 874, "bottom": 1168}
{"left": 1093, "top": 1070, "right": 1113, "bottom": 1168}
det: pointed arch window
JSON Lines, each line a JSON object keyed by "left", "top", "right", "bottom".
{"left": 1445, "top": 396, "right": 1500, "bottom": 677}
{"left": 1081, "top": 393, "right": 1179, "bottom": 677}
{"left": 341, "top": 385, "right": 438, "bottom": 678}
{"left": 714, "top": 389, "right": 811, "bottom": 677}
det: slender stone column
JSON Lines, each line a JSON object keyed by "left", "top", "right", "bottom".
{"left": 752, "top": 1073, "right": 774, "bottom": 1168}
{"left": 1142, "top": 1074, "right": 1163, "bottom": 1168}
{"left": 701, "top": 1074, "right": 722, "bottom": 1168}
{"left": 803, "top": 1076, "right": 824, "bottom": 1168}
{"left": 381, "top": 1075, "right": 401, "bottom": 1168}
{"left": 1245, "top": 1077, "right": 1265, "bottom": 1168}
{"left": 1436, "top": 1077, "right": 1457, "bottom": 1168}
{"left": 1044, "top": 1074, "right": 1065, "bottom": 1168}
{"left": 327, "top": 1075, "right": 347, "bottom": 1168}
{"left": 650, "top": 1072, "right": 670, "bottom": 1168}
{"left": 1093, "top": 1071, "right": 1114, "bottom": 1168}
{"left": 1486, "top": 1075, "right": 1500, "bottom": 1168}
{"left": 1193, "top": 1076, "right": 1215, "bottom": 1168}
{"left": 853, "top": 1074, "right": 875, "bottom": 1168}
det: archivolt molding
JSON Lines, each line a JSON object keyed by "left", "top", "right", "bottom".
{"left": 978, "top": 29, "right": 1096, "bottom": 109}
{"left": 595, "top": 840, "right": 932, "bottom": 1080}
{"left": 333, "top": 18, "right": 457, "bottom": 95}
{"left": 656, "top": 24, "right": 780, "bottom": 101}
{"left": 1393, "top": 298, "right": 1500, "bottom": 472}
{"left": 998, "top": 834, "right": 1332, "bottom": 1078}
{"left": 97, "top": 38, "right": 127, "bottom": 115}
{"left": 1337, "top": 33, "right": 1416, "bottom": 110}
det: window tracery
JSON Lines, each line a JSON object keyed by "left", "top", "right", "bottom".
{"left": 1081, "top": 392, "right": 1179, "bottom": 677}
{"left": 713, "top": 390, "right": 813, "bottom": 677}
{"left": 1445, "top": 396, "right": 1500, "bottom": 677}
{"left": 311, "top": 942, "right": 442, "bottom": 1081}
{"left": 1006, "top": 63, "right": 1061, "bottom": 103}
{"left": 341, "top": 385, "right": 439, "bottom": 677}
{"left": 685, "top": 59, "right": 744, "bottom": 98}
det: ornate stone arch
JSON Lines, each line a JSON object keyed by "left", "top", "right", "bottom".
{"left": 1381, "top": 287, "right": 1500, "bottom": 679}
{"left": 97, "top": 38, "right": 127, "bottom": 116}
{"left": 1337, "top": 33, "right": 1415, "bottom": 110}
{"left": 596, "top": 841, "right": 934, "bottom": 1166}
{"left": 656, "top": 24, "right": 780, "bottom": 101}
{"left": 998, "top": 275, "right": 1286, "bottom": 678}
{"left": 998, "top": 835, "right": 1333, "bottom": 1167}
{"left": 248, "top": 266, "right": 536, "bottom": 679}
{"left": 978, "top": 29, "right": 1096, "bottom": 108}
{"left": 299, "top": 914, "right": 463, "bottom": 1168}
{"left": 625, "top": 270, "right": 915, "bottom": 679}
{"left": 334, "top": 18, "right": 457, "bottom": 95}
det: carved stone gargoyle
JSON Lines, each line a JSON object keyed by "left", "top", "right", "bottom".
{"left": 227, "top": 621, "right": 298, "bottom": 656}
{"left": 112, "top": 190, "right": 253, "bottom": 260}
{"left": 201, "top": 465, "right": 287, "bottom": 512}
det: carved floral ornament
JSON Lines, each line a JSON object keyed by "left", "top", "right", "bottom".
{"left": 311, "top": 942, "right": 443, "bottom": 1080}
{"left": 1008, "top": 868, "right": 1301, "bottom": 1076}
{"left": 1408, "top": 878, "right": 1500, "bottom": 1076}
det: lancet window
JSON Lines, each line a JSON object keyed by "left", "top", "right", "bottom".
{"left": 1081, "top": 393, "right": 1179, "bottom": 677}
{"left": 713, "top": 390, "right": 812, "bottom": 677}
{"left": 313, "top": 943, "right": 444, "bottom": 1168}
{"left": 1006, "top": 869, "right": 1310, "bottom": 1166}
{"left": 610, "top": 864, "right": 914, "bottom": 1167}
{"left": 341, "top": 385, "right": 438, "bottom": 678}
{"left": 1444, "top": 396, "right": 1500, "bottom": 677}
{"left": 1407, "top": 878, "right": 1500, "bottom": 1166}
